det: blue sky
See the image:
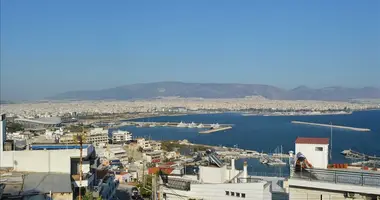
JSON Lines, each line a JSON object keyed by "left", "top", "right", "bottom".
{"left": 1, "top": 0, "right": 379, "bottom": 100}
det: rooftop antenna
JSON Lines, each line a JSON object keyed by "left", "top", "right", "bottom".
{"left": 330, "top": 122, "right": 333, "bottom": 161}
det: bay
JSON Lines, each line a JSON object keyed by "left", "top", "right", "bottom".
{"left": 119, "top": 110, "right": 380, "bottom": 175}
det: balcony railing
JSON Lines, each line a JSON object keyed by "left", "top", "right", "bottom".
{"left": 291, "top": 167, "right": 380, "bottom": 187}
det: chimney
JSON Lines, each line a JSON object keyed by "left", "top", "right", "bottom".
{"left": 243, "top": 161, "right": 248, "bottom": 182}
{"left": 231, "top": 158, "right": 236, "bottom": 182}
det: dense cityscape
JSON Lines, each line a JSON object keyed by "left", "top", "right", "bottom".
{"left": 1, "top": 97, "right": 379, "bottom": 118}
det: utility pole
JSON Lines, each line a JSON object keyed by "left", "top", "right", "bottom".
{"left": 152, "top": 174, "right": 157, "bottom": 200}
{"left": 77, "top": 127, "right": 85, "bottom": 200}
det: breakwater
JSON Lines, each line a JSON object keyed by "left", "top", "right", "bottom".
{"left": 291, "top": 121, "right": 371, "bottom": 132}
{"left": 199, "top": 126, "right": 233, "bottom": 134}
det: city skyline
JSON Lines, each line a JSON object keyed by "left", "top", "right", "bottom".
{"left": 1, "top": 0, "right": 379, "bottom": 100}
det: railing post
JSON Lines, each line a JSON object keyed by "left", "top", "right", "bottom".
{"left": 361, "top": 173, "right": 364, "bottom": 186}
{"left": 334, "top": 171, "right": 337, "bottom": 184}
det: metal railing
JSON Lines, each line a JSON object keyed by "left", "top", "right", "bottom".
{"left": 292, "top": 167, "right": 380, "bottom": 187}
{"left": 237, "top": 177, "right": 263, "bottom": 183}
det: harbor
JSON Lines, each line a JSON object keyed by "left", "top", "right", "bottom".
{"left": 291, "top": 121, "right": 371, "bottom": 132}
{"left": 117, "top": 121, "right": 234, "bottom": 134}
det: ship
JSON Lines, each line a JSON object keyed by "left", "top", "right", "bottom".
{"left": 210, "top": 123, "right": 220, "bottom": 129}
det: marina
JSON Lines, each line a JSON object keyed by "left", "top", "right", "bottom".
{"left": 119, "top": 121, "right": 234, "bottom": 134}
{"left": 291, "top": 121, "right": 371, "bottom": 132}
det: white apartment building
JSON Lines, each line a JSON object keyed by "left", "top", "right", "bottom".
{"left": 144, "top": 150, "right": 163, "bottom": 163}
{"left": 111, "top": 130, "right": 132, "bottom": 143}
{"left": 289, "top": 137, "right": 380, "bottom": 200}
{"left": 137, "top": 138, "right": 152, "bottom": 150}
{"left": 161, "top": 157, "right": 274, "bottom": 200}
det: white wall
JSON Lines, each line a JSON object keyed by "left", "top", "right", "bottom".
{"left": 164, "top": 182, "right": 271, "bottom": 200}
{"left": 199, "top": 165, "right": 228, "bottom": 183}
{"left": 295, "top": 143, "right": 329, "bottom": 169}
{"left": 0, "top": 149, "right": 91, "bottom": 173}
{"left": 289, "top": 187, "right": 370, "bottom": 200}
{"left": 0, "top": 114, "right": 6, "bottom": 166}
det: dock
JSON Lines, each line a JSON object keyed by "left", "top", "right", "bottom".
{"left": 291, "top": 121, "right": 371, "bottom": 132}
{"left": 199, "top": 126, "right": 232, "bottom": 134}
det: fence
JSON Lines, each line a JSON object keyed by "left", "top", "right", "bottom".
{"left": 292, "top": 167, "right": 380, "bottom": 187}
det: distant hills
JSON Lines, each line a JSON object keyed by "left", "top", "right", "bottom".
{"left": 48, "top": 81, "right": 380, "bottom": 101}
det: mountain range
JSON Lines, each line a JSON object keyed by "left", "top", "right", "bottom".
{"left": 48, "top": 82, "right": 380, "bottom": 101}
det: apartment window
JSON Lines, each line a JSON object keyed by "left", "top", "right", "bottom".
{"left": 236, "top": 192, "right": 240, "bottom": 197}
{"left": 225, "top": 191, "right": 229, "bottom": 196}
{"left": 242, "top": 193, "right": 246, "bottom": 198}
{"left": 315, "top": 147, "right": 323, "bottom": 151}
{"left": 231, "top": 192, "right": 235, "bottom": 196}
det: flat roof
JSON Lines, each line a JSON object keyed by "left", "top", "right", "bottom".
{"left": 14, "top": 117, "right": 61, "bottom": 125}
{"left": 23, "top": 173, "right": 72, "bottom": 193}
{"left": 295, "top": 137, "right": 329, "bottom": 145}
{"left": 31, "top": 144, "right": 90, "bottom": 150}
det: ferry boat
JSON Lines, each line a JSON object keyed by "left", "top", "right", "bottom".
{"left": 211, "top": 123, "right": 220, "bottom": 129}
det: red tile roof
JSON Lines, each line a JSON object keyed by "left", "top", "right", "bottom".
{"left": 295, "top": 137, "right": 329, "bottom": 144}
{"left": 148, "top": 167, "right": 174, "bottom": 175}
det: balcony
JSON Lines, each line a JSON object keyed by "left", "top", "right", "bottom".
{"left": 291, "top": 167, "right": 380, "bottom": 187}
{"left": 289, "top": 167, "right": 380, "bottom": 195}
{"left": 72, "top": 173, "right": 95, "bottom": 187}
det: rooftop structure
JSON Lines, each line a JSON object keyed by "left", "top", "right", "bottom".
{"left": 0, "top": 171, "right": 73, "bottom": 200}
{"left": 289, "top": 137, "right": 380, "bottom": 199}
{"left": 160, "top": 158, "right": 278, "bottom": 200}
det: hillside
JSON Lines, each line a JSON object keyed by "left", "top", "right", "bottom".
{"left": 48, "top": 82, "right": 380, "bottom": 101}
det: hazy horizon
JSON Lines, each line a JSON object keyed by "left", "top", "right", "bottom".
{"left": 1, "top": 0, "right": 379, "bottom": 100}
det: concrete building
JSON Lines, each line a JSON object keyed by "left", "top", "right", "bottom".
{"left": 0, "top": 143, "right": 100, "bottom": 199}
{"left": 59, "top": 128, "right": 109, "bottom": 146}
{"left": 137, "top": 138, "right": 152, "bottom": 151}
{"left": 144, "top": 151, "right": 163, "bottom": 163}
{"left": 0, "top": 171, "right": 73, "bottom": 200}
{"left": 111, "top": 130, "right": 132, "bottom": 144}
{"left": 161, "top": 157, "right": 274, "bottom": 200}
{"left": 1, "top": 114, "right": 6, "bottom": 165}
{"left": 289, "top": 137, "right": 380, "bottom": 200}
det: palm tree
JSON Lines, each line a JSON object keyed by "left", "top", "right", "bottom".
{"left": 72, "top": 127, "right": 87, "bottom": 200}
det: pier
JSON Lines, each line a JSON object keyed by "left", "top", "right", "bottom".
{"left": 199, "top": 126, "right": 232, "bottom": 134}
{"left": 291, "top": 121, "right": 371, "bottom": 132}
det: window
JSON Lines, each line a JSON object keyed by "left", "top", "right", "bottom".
{"left": 236, "top": 192, "right": 240, "bottom": 197}
{"left": 225, "top": 191, "right": 229, "bottom": 196}
{"left": 231, "top": 192, "right": 235, "bottom": 196}
{"left": 242, "top": 193, "right": 246, "bottom": 198}
{"left": 315, "top": 147, "right": 323, "bottom": 151}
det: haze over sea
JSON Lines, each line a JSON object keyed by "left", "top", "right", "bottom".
{"left": 120, "top": 110, "right": 380, "bottom": 174}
